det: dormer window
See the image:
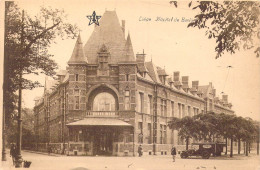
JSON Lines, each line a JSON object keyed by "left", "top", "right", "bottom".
{"left": 159, "top": 76, "right": 166, "bottom": 85}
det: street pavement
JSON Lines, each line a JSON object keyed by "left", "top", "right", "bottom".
{"left": 1, "top": 150, "right": 260, "bottom": 170}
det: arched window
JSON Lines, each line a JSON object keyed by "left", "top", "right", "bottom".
{"left": 93, "top": 92, "right": 116, "bottom": 111}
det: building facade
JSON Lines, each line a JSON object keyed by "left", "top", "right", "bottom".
{"left": 34, "top": 11, "right": 234, "bottom": 156}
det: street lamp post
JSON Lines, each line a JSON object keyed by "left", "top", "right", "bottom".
{"left": 15, "top": 10, "right": 25, "bottom": 168}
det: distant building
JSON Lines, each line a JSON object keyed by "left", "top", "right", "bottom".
{"left": 34, "top": 11, "right": 234, "bottom": 156}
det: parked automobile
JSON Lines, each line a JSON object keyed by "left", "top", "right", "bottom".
{"left": 180, "top": 142, "right": 226, "bottom": 159}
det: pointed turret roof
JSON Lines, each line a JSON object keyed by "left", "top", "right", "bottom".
{"left": 84, "top": 10, "right": 126, "bottom": 64}
{"left": 68, "top": 34, "right": 88, "bottom": 64}
{"left": 124, "top": 33, "right": 135, "bottom": 61}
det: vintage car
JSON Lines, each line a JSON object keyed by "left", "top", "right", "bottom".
{"left": 180, "top": 142, "right": 226, "bottom": 159}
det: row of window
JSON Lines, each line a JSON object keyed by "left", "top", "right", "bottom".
{"left": 138, "top": 122, "right": 167, "bottom": 144}
{"left": 137, "top": 92, "right": 203, "bottom": 118}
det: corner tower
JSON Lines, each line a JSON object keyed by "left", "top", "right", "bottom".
{"left": 67, "top": 34, "right": 88, "bottom": 121}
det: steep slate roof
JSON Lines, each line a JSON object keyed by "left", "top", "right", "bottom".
{"left": 44, "top": 77, "right": 59, "bottom": 93}
{"left": 137, "top": 63, "right": 148, "bottom": 73}
{"left": 124, "top": 33, "right": 135, "bottom": 61}
{"left": 145, "top": 61, "right": 160, "bottom": 83}
{"left": 157, "top": 68, "right": 168, "bottom": 76}
{"left": 84, "top": 11, "right": 127, "bottom": 64}
{"left": 62, "top": 73, "right": 69, "bottom": 83}
{"left": 68, "top": 34, "right": 88, "bottom": 64}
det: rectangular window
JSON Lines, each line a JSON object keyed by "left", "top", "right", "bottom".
{"left": 188, "top": 106, "right": 191, "bottom": 116}
{"left": 160, "top": 124, "right": 163, "bottom": 144}
{"left": 75, "top": 74, "right": 79, "bottom": 81}
{"left": 148, "top": 123, "right": 152, "bottom": 144}
{"left": 164, "top": 100, "right": 167, "bottom": 117}
{"left": 193, "top": 107, "right": 196, "bottom": 116}
{"left": 161, "top": 100, "right": 163, "bottom": 116}
{"left": 79, "top": 130, "right": 83, "bottom": 141}
{"left": 138, "top": 122, "right": 143, "bottom": 130}
{"left": 178, "top": 103, "right": 181, "bottom": 118}
{"left": 125, "top": 90, "right": 130, "bottom": 110}
{"left": 171, "top": 101, "right": 174, "bottom": 117}
{"left": 147, "top": 95, "right": 152, "bottom": 114}
{"left": 161, "top": 99, "right": 167, "bottom": 117}
{"left": 74, "top": 89, "right": 79, "bottom": 96}
{"left": 182, "top": 104, "right": 185, "bottom": 117}
{"left": 163, "top": 125, "right": 167, "bottom": 144}
{"left": 138, "top": 122, "right": 143, "bottom": 143}
{"left": 138, "top": 92, "right": 144, "bottom": 113}
{"left": 126, "top": 74, "right": 129, "bottom": 81}
{"left": 75, "top": 96, "right": 79, "bottom": 110}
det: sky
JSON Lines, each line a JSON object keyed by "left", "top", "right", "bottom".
{"left": 3, "top": 0, "right": 260, "bottom": 121}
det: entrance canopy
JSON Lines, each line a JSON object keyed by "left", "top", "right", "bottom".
{"left": 66, "top": 118, "right": 132, "bottom": 127}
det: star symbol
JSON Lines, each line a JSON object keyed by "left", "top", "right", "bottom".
{"left": 87, "top": 11, "right": 101, "bottom": 26}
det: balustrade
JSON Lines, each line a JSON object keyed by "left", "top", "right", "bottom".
{"left": 85, "top": 111, "right": 119, "bottom": 117}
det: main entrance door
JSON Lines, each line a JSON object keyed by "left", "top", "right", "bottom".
{"left": 93, "top": 128, "right": 113, "bottom": 156}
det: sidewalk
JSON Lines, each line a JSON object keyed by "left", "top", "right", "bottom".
{"left": 22, "top": 150, "right": 63, "bottom": 157}
{"left": 0, "top": 155, "right": 15, "bottom": 170}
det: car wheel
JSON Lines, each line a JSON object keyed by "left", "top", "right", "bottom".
{"left": 202, "top": 151, "right": 210, "bottom": 159}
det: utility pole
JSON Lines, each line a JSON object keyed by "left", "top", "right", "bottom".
{"left": 16, "top": 10, "right": 25, "bottom": 168}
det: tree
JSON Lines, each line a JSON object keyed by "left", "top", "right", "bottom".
{"left": 4, "top": 1, "right": 78, "bottom": 165}
{"left": 193, "top": 112, "right": 219, "bottom": 142}
{"left": 4, "top": 1, "right": 78, "bottom": 126}
{"left": 170, "top": 1, "right": 260, "bottom": 58}
{"left": 168, "top": 116, "right": 195, "bottom": 150}
{"left": 168, "top": 111, "right": 258, "bottom": 157}
{"left": 7, "top": 108, "right": 35, "bottom": 147}
{"left": 232, "top": 116, "right": 247, "bottom": 154}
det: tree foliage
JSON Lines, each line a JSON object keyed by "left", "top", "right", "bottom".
{"left": 170, "top": 1, "right": 260, "bottom": 58}
{"left": 4, "top": 2, "right": 78, "bottom": 125}
{"left": 168, "top": 112, "right": 259, "bottom": 145}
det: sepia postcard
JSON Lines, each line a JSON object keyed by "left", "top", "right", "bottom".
{"left": 0, "top": 0, "right": 259, "bottom": 169}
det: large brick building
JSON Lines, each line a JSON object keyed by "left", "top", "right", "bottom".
{"left": 34, "top": 11, "right": 234, "bottom": 156}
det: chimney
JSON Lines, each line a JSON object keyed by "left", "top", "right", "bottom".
{"left": 212, "top": 89, "right": 216, "bottom": 97}
{"left": 182, "top": 76, "right": 189, "bottom": 85}
{"left": 136, "top": 50, "right": 146, "bottom": 63}
{"left": 182, "top": 76, "right": 189, "bottom": 91}
{"left": 173, "top": 72, "right": 180, "bottom": 82}
{"left": 222, "top": 95, "right": 228, "bottom": 103}
{"left": 173, "top": 72, "right": 182, "bottom": 89}
{"left": 192, "top": 81, "right": 199, "bottom": 90}
{"left": 122, "top": 20, "right": 125, "bottom": 35}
